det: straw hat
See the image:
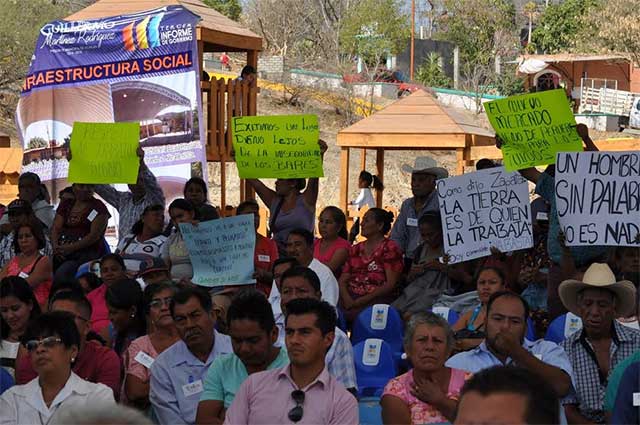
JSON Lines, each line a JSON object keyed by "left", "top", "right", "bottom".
{"left": 401, "top": 157, "right": 448, "bottom": 179}
{"left": 559, "top": 263, "right": 637, "bottom": 317}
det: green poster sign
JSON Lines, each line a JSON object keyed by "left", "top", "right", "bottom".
{"left": 485, "top": 89, "right": 584, "bottom": 171}
{"left": 231, "top": 115, "right": 323, "bottom": 179}
{"left": 68, "top": 122, "right": 140, "bottom": 184}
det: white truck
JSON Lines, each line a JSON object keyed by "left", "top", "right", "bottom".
{"left": 578, "top": 82, "right": 640, "bottom": 129}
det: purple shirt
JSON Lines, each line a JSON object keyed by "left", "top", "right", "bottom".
{"left": 224, "top": 365, "right": 358, "bottom": 425}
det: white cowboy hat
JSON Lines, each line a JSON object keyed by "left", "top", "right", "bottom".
{"left": 558, "top": 263, "right": 637, "bottom": 317}
{"left": 401, "top": 157, "right": 449, "bottom": 179}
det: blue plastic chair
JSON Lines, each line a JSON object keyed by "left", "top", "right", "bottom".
{"left": 353, "top": 338, "right": 397, "bottom": 398}
{"left": 359, "top": 397, "right": 383, "bottom": 425}
{"left": 545, "top": 313, "right": 583, "bottom": 343}
{"left": 430, "top": 306, "right": 460, "bottom": 326}
{"left": 351, "top": 304, "right": 404, "bottom": 361}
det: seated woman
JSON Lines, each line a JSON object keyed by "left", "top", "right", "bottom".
{"left": 314, "top": 206, "right": 351, "bottom": 279}
{"left": 51, "top": 184, "right": 109, "bottom": 282}
{"left": 246, "top": 140, "right": 327, "bottom": 257}
{"left": 236, "top": 200, "right": 278, "bottom": 296}
{"left": 0, "top": 219, "right": 52, "bottom": 309}
{"left": 124, "top": 282, "right": 179, "bottom": 409}
{"left": 184, "top": 177, "right": 220, "bottom": 222}
{"left": 162, "top": 199, "right": 197, "bottom": 283}
{"left": 381, "top": 312, "right": 470, "bottom": 424}
{"left": 102, "top": 278, "right": 146, "bottom": 358}
{"left": 338, "top": 208, "right": 403, "bottom": 321}
{"left": 87, "top": 254, "right": 128, "bottom": 334}
{"left": 0, "top": 311, "right": 114, "bottom": 423}
{"left": 116, "top": 204, "right": 167, "bottom": 277}
{"left": 451, "top": 267, "right": 506, "bottom": 351}
{"left": 0, "top": 277, "right": 41, "bottom": 379}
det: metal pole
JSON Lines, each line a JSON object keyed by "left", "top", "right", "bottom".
{"left": 410, "top": 0, "right": 415, "bottom": 80}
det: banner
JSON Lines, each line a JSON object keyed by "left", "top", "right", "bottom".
{"left": 179, "top": 215, "right": 256, "bottom": 287}
{"left": 437, "top": 167, "right": 533, "bottom": 264}
{"left": 555, "top": 151, "right": 640, "bottom": 246}
{"left": 68, "top": 122, "right": 140, "bottom": 184}
{"left": 231, "top": 114, "right": 323, "bottom": 179}
{"left": 16, "top": 6, "right": 205, "bottom": 185}
{"left": 485, "top": 89, "right": 583, "bottom": 171}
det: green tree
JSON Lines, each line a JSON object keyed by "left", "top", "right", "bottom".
{"left": 202, "top": 0, "right": 242, "bottom": 21}
{"left": 28, "top": 136, "right": 48, "bottom": 150}
{"left": 339, "top": 0, "right": 410, "bottom": 67}
{"left": 531, "top": 0, "right": 599, "bottom": 53}
{"left": 415, "top": 53, "right": 451, "bottom": 88}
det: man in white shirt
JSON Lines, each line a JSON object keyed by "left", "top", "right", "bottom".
{"left": 0, "top": 172, "right": 55, "bottom": 234}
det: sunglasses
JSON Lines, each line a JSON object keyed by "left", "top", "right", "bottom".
{"left": 25, "top": 336, "right": 63, "bottom": 352}
{"left": 288, "top": 390, "right": 305, "bottom": 422}
{"left": 149, "top": 297, "right": 173, "bottom": 309}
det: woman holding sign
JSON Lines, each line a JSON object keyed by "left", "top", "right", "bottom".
{"left": 51, "top": 184, "right": 110, "bottom": 283}
{"left": 246, "top": 140, "right": 327, "bottom": 257}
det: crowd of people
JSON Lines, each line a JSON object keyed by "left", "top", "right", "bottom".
{"left": 0, "top": 130, "right": 638, "bottom": 425}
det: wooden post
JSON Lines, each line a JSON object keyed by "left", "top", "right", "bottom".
{"left": 340, "top": 147, "right": 350, "bottom": 213}
{"left": 375, "top": 148, "right": 384, "bottom": 207}
{"left": 360, "top": 148, "right": 367, "bottom": 170}
{"left": 456, "top": 147, "right": 465, "bottom": 175}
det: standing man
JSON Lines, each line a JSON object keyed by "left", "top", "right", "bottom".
{"left": 391, "top": 158, "right": 448, "bottom": 260}
{"left": 94, "top": 146, "right": 165, "bottom": 241}
{"left": 150, "top": 286, "right": 232, "bottom": 424}
{"left": 225, "top": 298, "right": 358, "bottom": 424}
{"left": 558, "top": 263, "right": 640, "bottom": 424}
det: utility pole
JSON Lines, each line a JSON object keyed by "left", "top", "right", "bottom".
{"left": 410, "top": 0, "right": 415, "bottom": 80}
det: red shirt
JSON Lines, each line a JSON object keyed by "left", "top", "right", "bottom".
{"left": 15, "top": 340, "right": 122, "bottom": 399}
{"left": 343, "top": 238, "right": 404, "bottom": 297}
{"left": 56, "top": 197, "right": 110, "bottom": 256}
{"left": 87, "top": 284, "right": 109, "bottom": 333}
{"left": 313, "top": 238, "right": 351, "bottom": 278}
{"left": 255, "top": 235, "right": 278, "bottom": 295}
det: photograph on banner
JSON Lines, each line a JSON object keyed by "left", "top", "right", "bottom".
{"left": 485, "top": 89, "right": 583, "bottom": 171}
{"left": 179, "top": 215, "right": 256, "bottom": 287}
{"left": 67, "top": 122, "right": 140, "bottom": 184}
{"left": 555, "top": 151, "right": 640, "bottom": 247}
{"left": 231, "top": 114, "right": 323, "bottom": 179}
{"left": 16, "top": 5, "right": 206, "bottom": 188}
{"left": 437, "top": 167, "right": 533, "bottom": 264}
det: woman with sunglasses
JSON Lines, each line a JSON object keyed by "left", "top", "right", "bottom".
{"left": 124, "top": 282, "right": 179, "bottom": 410}
{"left": 0, "top": 311, "right": 114, "bottom": 424}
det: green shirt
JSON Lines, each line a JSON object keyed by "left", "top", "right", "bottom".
{"left": 200, "top": 348, "right": 289, "bottom": 407}
{"left": 604, "top": 349, "right": 640, "bottom": 411}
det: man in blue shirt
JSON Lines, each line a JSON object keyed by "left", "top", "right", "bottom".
{"left": 611, "top": 359, "right": 640, "bottom": 425}
{"left": 196, "top": 290, "right": 288, "bottom": 424}
{"left": 446, "top": 291, "right": 573, "bottom": 399}
{"left": 150, "top": 286, "right": 232, "bottom": 425}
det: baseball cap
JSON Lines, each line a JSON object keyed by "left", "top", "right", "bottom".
{"left": 138, "top": 257, "right": 169, "bottom": 277}
{"left": 7, "top": 199, "right": 33, "bottom": 215}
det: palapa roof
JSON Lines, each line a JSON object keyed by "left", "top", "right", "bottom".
{"left": 65, "top": 0, "right": 262, "bottom": 52}
{"left": 337, "top": 90, "right": 495, "bottom": 149}
{"left": 0, "top": 148, "right": 23, "bottom": 175}
{"left": 518, "top": 54, "right": 629, "bottom": 63}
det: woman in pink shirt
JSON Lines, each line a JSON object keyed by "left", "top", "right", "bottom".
{"left": 314, "top": 206, "right": 351, "bottom": 279}
{"left": 381, "top": 312, "right": 471, "bottom": 424}
{"left": 87, "top": 254, "right": 127, "bottom": 333}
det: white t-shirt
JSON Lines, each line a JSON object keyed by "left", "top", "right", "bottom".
{"left": 116, "top": 233, "right": 167, "bottom": 275}
{"left": 352, "top": 188, "right": 375, "bottom": 210}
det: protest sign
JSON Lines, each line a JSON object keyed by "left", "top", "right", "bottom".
{"left": 437, "top": 167, "right": 533, "bottom": 264}
{"left": 231, "top": 114, "right": 323, "bottom": 179}
{"left": 555, "top": 151, "right": 640, "bottom": 246}
{"left": 68, "top": 122, "right": 140, "bottom": 184}
{"left": 485, "top": 89, "right": 583, "bottom": 171}
{"left": 179, "top": 215, "right": 256, "bottom": 287}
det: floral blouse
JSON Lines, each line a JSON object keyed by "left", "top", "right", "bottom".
{"left": 343, "top": 238, "right": 403, "bottom": 297}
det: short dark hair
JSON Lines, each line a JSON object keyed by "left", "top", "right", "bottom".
{"left": 1, "top": 276, "right": 41, "bottom": 339}
{"left": 184, "top": 177, "right": 208, "bottom": 198}
{"left": 272, "top": 257, "right": 299, "bottom": 272}
{"left": 281, "top": 266, "right": 321, "bottom": 293}
{"left": 143, "top": 282, "right": 177, "bottom": 314}
{"left": 169, "top": 198, "right": 198, "bottom": 219}
{"left": 458, "top": 366, "right": 559, "bottom": 424}
{"left": 170, "top": 286, "right": 212, "bottom": 316}
{"left": 236, "top": 199, "right": 259, "bottom": 215}
{"left": 22, "top": 311, "right": 81, "bottom": 350}
{"left": 19, "top": 172, "right": 41, "bottom": 186}
{"left": 58, "top": 186, "right": 74, "bottom": 198}
{"left": 241, "top": 65, "right": 256, "bottom": 76}
{"left": 285, "top": 298, "right": 336, "bottom": 336}
{"left": 12, "top": 218, "right": 46, "bottom": 253}
{"left": 50, "top": 290, "right": 93, "bottom": 319}
{"left": 227, "top": 289, "right": 275, "bottom": 334}
{"left": 100, "top": 253, "right": 125, "bottom": 270}
{"left": 48, "top": 279, "right": 85, "bottom": 306}
{"left": 131, "top": 204, "right": 164, "bottom": 235}
{"left": 486, "top": 290, "right": 530, "bottom": 322}
{"left": 418, "top": 212, "right": 442, "bottom": 228}
{"left": 288, "top": 228, "right": 314, "bottom": 247}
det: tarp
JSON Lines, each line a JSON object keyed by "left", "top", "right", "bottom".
{"left": 518, "top": 58, "right": 548, "bottom": 75}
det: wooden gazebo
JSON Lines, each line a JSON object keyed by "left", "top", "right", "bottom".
{"left": 337, "top": 90, "right": 495, "bottom": 212}
{"left": 66, "top": 0, "right": 263, "bottom": 209}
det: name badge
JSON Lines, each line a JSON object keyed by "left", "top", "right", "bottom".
{"left": 87, "top": 210, "right": 98, "bottom": 222}
{"left": 406, "top": 218, "right": 418, "bottom": 227}
{"left": 182, "top": 379, "right": 203, "bottom": 397}
{"left": 18, "top": 272, "right": 29, "bottom": 279}
{"left": 258, "top": 255, "right": 271, "bottom": 262}
{"left": 134, "top": 351, "right": 154, "bottom": 369}
{"left": 634, "top": 392, "right": 640, "bottom": 407}
{"left": 536, "top": 212, "right": 549, "bottom": 221}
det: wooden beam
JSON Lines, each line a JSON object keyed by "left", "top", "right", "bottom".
{"left": 337, "top": 133, "right": 467, "bottom": 148}
{"left": 199, "top": 27, "right": 262, "bottom": 52}
{"left": 456, "top": 148, "right": 465, "bottom": 175}
{"left": 340, "top": 147, "right": 350, "bottom": 213}
{"left": 375, "top": 149, "right": 384, "bottom": 207}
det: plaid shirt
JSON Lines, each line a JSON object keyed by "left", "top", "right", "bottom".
{"left": 94, "top": 163, "right": 165, "bottom": 241}
{"left": 561, "top": 321, "right": 640, "bottom": 423}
